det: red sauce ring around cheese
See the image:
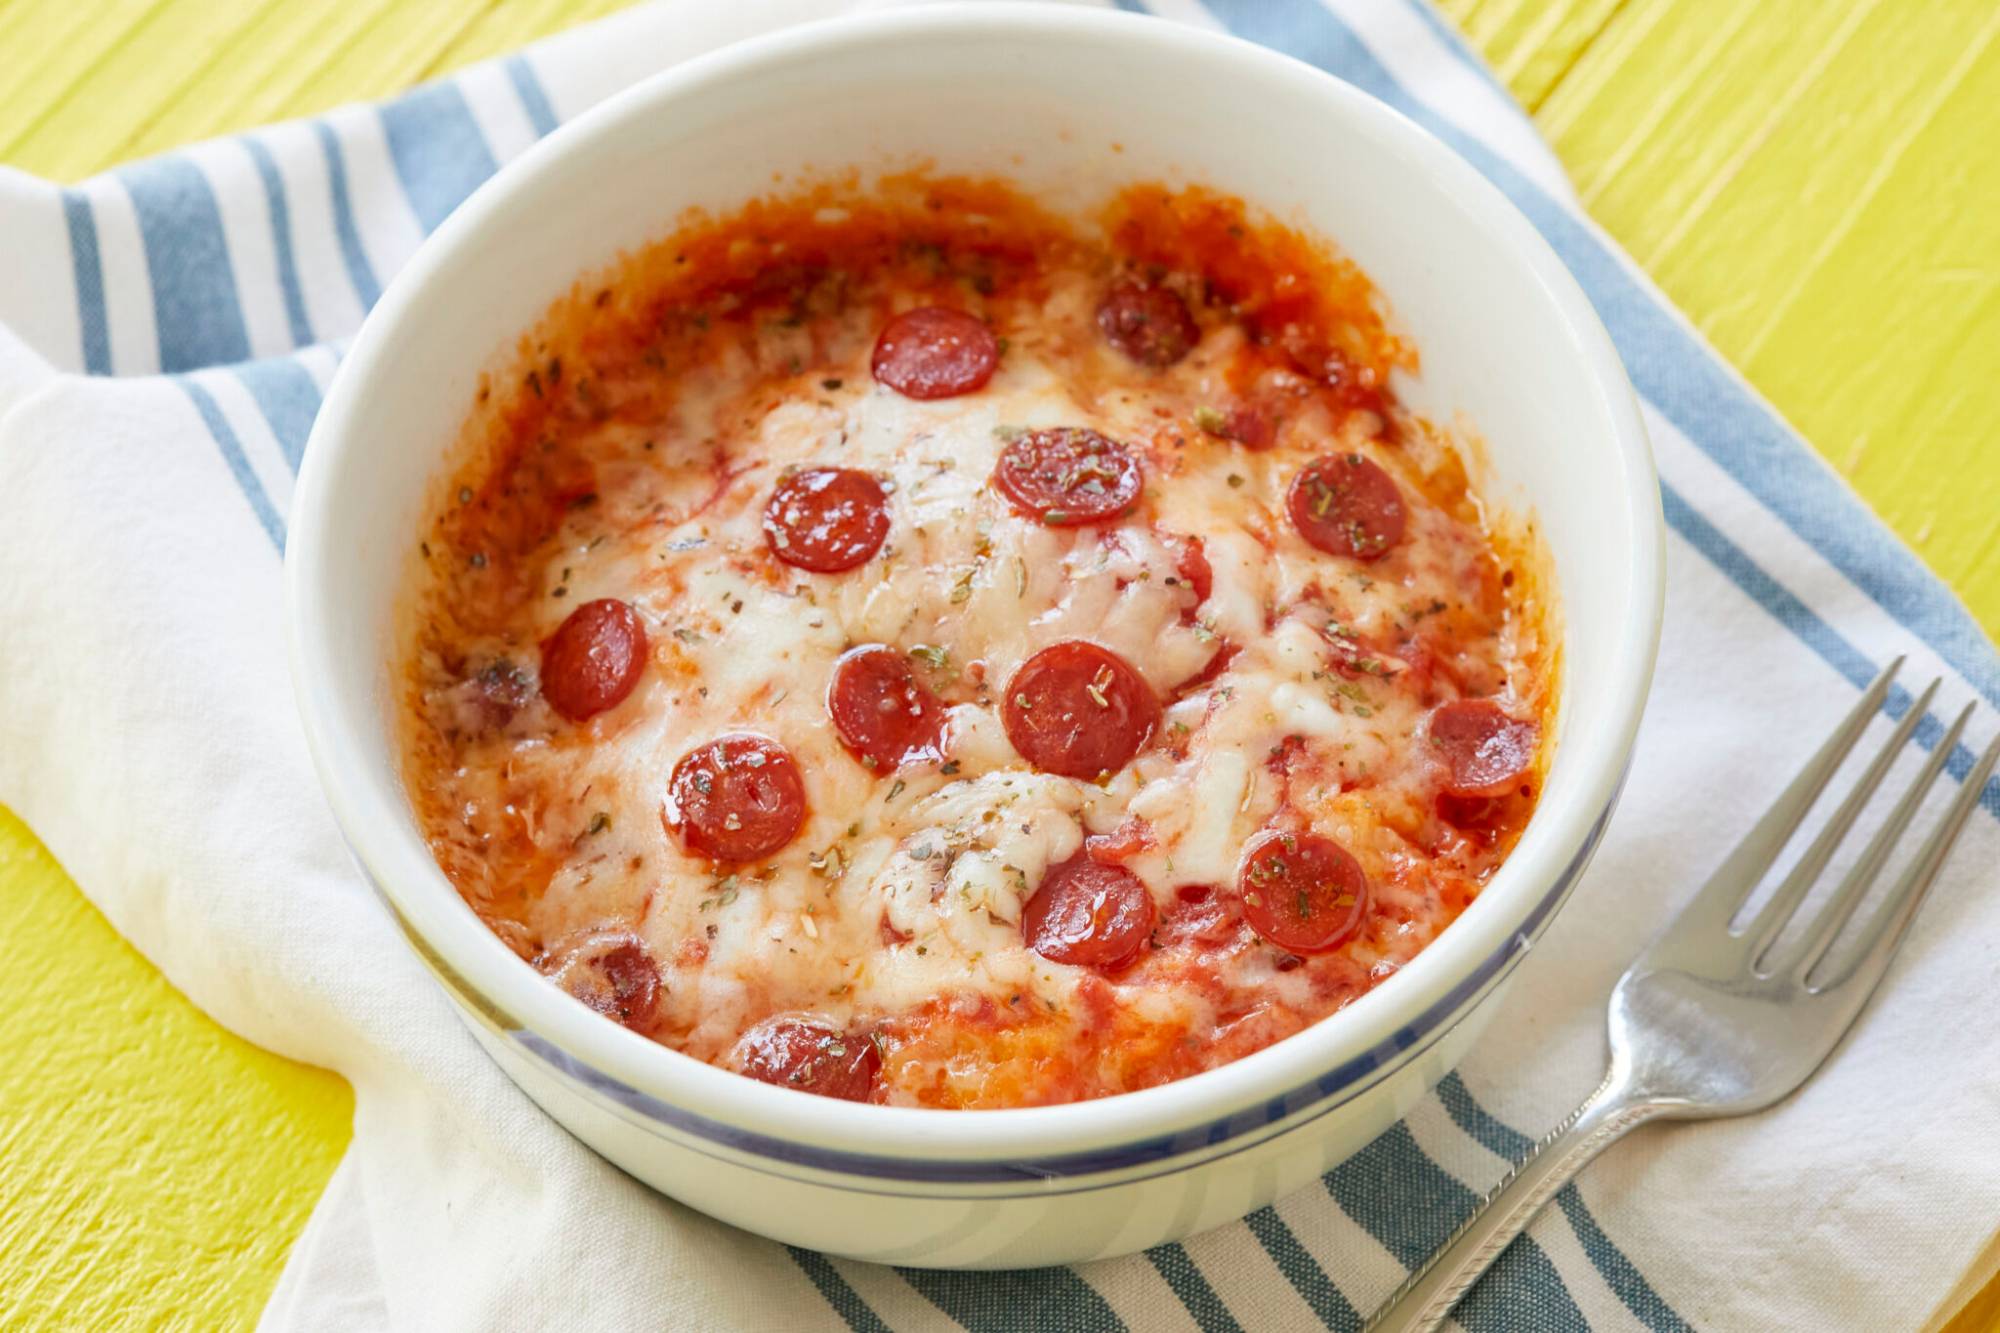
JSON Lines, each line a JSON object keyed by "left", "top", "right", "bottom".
{"left": 763, "top": 467, "right": 892, "bottom": 573}
{"left": 664, "top": 734, "right": 806, "bottom": 863}
{"left": 1238, "top": 830, "right": 1369, "bottom": 954}
{"left": 1096, "top": 279, "right": 1200, "bottom": 367}
{"left": 1428, "top": 698, "right": 1538, "bottom": 798}
{"left": 871, "top": 306, "right": 999, "bottom": 400}
{"left": 540, "top": 598, "right": 648, "bottom": 722}
{"left": 827, "top": 644, "right": 947, "bottom": 771}
{"left": 1022, "top": 853, "right": 1155, "bottom": 970}
{"left": 735, "top": 1017, "right": 881, "bottom": 1101}
{"left": 541, "top": 931, "right": 661, "bottom": 1031}
{"left": 993, "top": 428, "right": 1143, "bottom": 527}
{"left": 1287, "top": 453, "right": 1406, "bottom": 561}
{"left": 1002, "top": 640, "right": 1160, "bottom": 779}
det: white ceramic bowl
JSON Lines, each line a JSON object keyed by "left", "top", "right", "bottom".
{"left": 288, "top": 4, "right": 1661, "bottom": 1268}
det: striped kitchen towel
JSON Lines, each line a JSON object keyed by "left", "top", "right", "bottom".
{"left": 2, "top": 2, "right": 1997, "bottom": 1330}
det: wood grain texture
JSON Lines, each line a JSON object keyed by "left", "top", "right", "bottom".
{"left": 1497, "top": 0, "right": 2000, "bottom": 640}
{"left": 0, "top": 809, "right": 351, "bottom": 1329}
{"left": 1, "top": 1, "right": 1995, "bottom": 1327}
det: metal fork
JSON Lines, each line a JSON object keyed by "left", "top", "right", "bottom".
{"left": 1366, "top": 659, "right": 2000, "bottom": 1332}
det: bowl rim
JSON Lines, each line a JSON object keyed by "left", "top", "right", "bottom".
{"left": 287, "top": 2, "right": 1663, "bottom": 1168}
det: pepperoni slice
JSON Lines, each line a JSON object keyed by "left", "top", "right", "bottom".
{"left": 1002, "top": 641, "right": 1160, "bottom": 779}
{"left": 665, "top": 734, "right": 806, "bottom": 862}
{"left": 1238, "top": 830, "right": 1369, "bottom": 954}
{"left": 993, "top": 428, "right": 1143, "bottom": 526}
{"left": 1022, "top": 854, "right": 1156, "bottom": 970}
{"left": 827, "top": 644, "right": 946, "bottom": 772}
{"left": 540, "top": 598, "right": 648, "bottom": 722}
{"left": 763, "top": 467, "right": 891, "bottom": 573}
{"left": 1287, "top": 453, "right": 1406, "bottom": 561}
{"left": 1428, "top": 698, "right": 1538, "bottom": 798}
{"left": 734, "top": 1017, "right": 881, "bottom": 1101}
{"left": 871, "top": 306, "right": 999, "bottom": 400}
{"left": 1096, "top": 280, "right": 1200, "bottom": 368}
{"left": 541, "top": 931, "right": 661, "bottom": 1031}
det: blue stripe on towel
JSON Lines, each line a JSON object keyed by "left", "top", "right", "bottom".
{"left": 1663, "top": 485, "right": 2000, "bottom": 820}
{"left": 897, "top": 1266, "right": 1125, "bottom": 1332}
{"left": 1554, "top": 1192, "right": 1693, "bottom": 1333}
{"left": 118, "top": 155, "right": 251, "bottom": 371}
{"left": 59, "top": 189, "right": 112, "bottom": 374}
{"left": 231, "top": 356, "right": 323, "bottom": 470}
{"left": 1245, "top": 1205, "right": 1362, "bottom": 1330}
{"left": 504, "top": 55, "right": 560, "bottom": 137}
{"left": 1144, "top": 1242, "right": 1243, "bottom": 1332}
{"left": 1438, "top": 1075, "right": 1694, "bottom": 1333}
{"left": 786, "top": 1248, "right": 893, "bottom": 1333}
{"left": 178, "top": 378, "right": 284, "bottom": 549}
{"left": 379, "top": 81, "right": 500, "bottom": 234}
{"left": 241, "top": 136, "right": 316, "bottom": 347}
{"left": 1452, "top": 1238, "right": 1592, "bottom": 1333}
{"left": 312, "top": 120, "right": 383, "bottom": 311}
{"left": 1325, "top": 1122, "right": 1587, "bottom": 1329}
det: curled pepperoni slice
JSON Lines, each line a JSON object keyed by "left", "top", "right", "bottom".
{"left": 1287, "top": 453, "right": 1406, "bottom": 561}
{"left": 541, "top": 931, "right": 661, "bottom": 1031}
{"left": 1096, "top": 280, "right": 1200, "bottom": 368}
{"left": 827, "top": 645, "right": 946, "bottom": 772}
{"left": 763, "top": 467, "right": 891, "bottom": 573}
{"left": 993, "top": 428, "right": 1143, "bottom": 527}
{"left": 1003, "top": 641, "right": 1160, "bottom": 779}
{"left": 1238, "top": 830, "right": 1369, "bottom": 954}
{"left": 871, "top": 306, "right": 999, "bottom": 400}
{"left": 665, "top": 734, "right": 806, "bottom": 863}
{"left": 1428, "top": 698, "right": 1538, "bottom": 798}
{"left": 540, "top": 598, "right": 648, "bottom": 722}
{"left": 734, "top": 1017, "right": 881, "bottom": 1101}
{"left": 1022, "top": 854, "right": 1156, "bottom": 970}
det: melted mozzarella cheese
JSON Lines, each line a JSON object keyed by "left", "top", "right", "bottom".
{"left": 405, "top": 239, "right": 1546, "bottom": 1107}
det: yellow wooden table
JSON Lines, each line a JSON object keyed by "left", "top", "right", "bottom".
{"left": 1, "top": 1, "right": 1995, "bottom": 1327}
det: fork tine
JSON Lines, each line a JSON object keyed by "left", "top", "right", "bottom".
{"left": 1777, "top": 700, "right": 1971, "bottom": 978}
{"left": 1809, "top": 725, "right": 2000, "bottom": 995}
{"left": 1744, "top": 677, "right": 1940, "bottom": 966}
{"left": 1665, "top": 657, "right": 1902, "bottom": 944}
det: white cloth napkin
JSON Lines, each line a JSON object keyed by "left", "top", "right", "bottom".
{"left": 2, "top": 2, "right": 1996, "bottom": 1329}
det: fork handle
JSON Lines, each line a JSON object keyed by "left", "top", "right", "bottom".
{"left": 1362, "top": 1072, "right": 1667, "bottom": 1332}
